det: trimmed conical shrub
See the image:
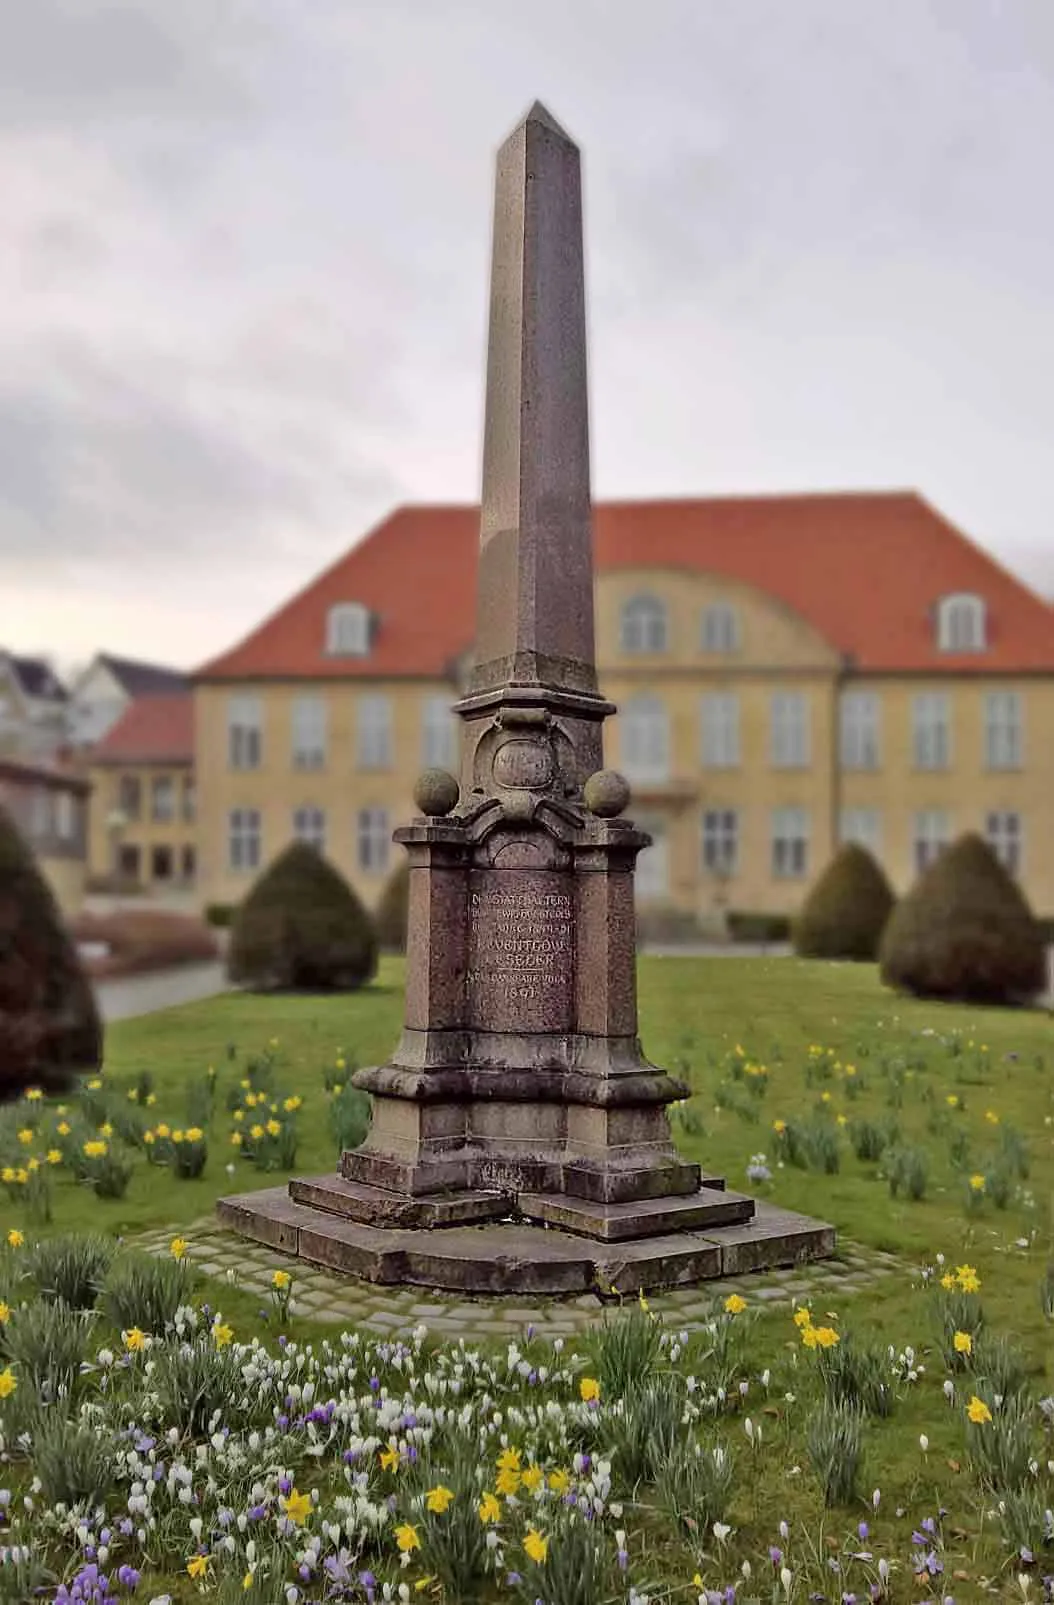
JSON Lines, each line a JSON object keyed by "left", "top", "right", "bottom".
{"left": 879, "top": 831, "right": 1046, "bottom": 1006}
{"left": 793, "top": 843, "right": 895, "bottom": 961}
{"left": 374, "top": 858, "right": 410, "bottom": 953}
{"left": 0, "top": 803, "right": 102, "bottom": 1099}
{"left": 227, "top": 842, "right": 378, "bottom": 992}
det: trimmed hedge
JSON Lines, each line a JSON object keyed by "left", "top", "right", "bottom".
{"left": 879, "top": 831, "right": 1047, "bottom": 1006}
{"left": 793, "top": 844, "right": 895, "bottom": 961}
{"left": 374, "top": 860, "right": 410, "bottom": 953}
{"left": 227, "top": 842, "right": 377, "bottom": 993}
{"left": 727, "top": 911, "right": 793, "bottom": 944}
{"left": 0, "top": 803, "right": 102, "bottom": 1098}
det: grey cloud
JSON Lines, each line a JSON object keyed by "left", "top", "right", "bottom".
{"left": 0, "top": 0, "right": 265, "bottom": 130}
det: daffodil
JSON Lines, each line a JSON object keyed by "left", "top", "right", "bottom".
{"left": 523, "top": 1528, "right": 549, "bottom": 1564}
{"left": 521, "top": 1464, "right": 544, "bottom": 1493}
{"left": 478, "top": 1492, "right": 501, "bottom": 1523}
{"left": 548, "top": 1468, "right": 569, "bottom": 1494}
{"left": 724, "top": 1293, "right": 747, "bottom": 1315}
{"left": 280, "top": 1488, "right": 312, "bottom": 1525}
{"left": 773, "top": 1119, "right": 787, "bottom": 1134}
{"left": 579, "top": 1376, "right": 600, "bottom": 1403}
{"left": 953, "top": 1331, "right": 972, "bottom": 1355}
{"left": 16, "top": 1130, "right": 32, "bottom": 1147}
{"left": 380, "top": 1441, "right": 400, "bottom": 1472}
{"left": 966, "top": 1395, "right": 992, "bottom": 1424}
{"left": 394, "top": 1522, "right": 420, "bottom": 1554}
{"left": 0, "top": 1303, "right": 9, "bottom": 1324}
{"left": 124, "top": 1327, "right": 147, "bottom": 1352}
{"left": 25, "top": 1089, "right": 42, "bottom": 1102}
{"left": 968, "top": 1174, "right": 986, "bottom": 1192}
{"left": 956, "top": 1264, "right": 981, "bottom": 1293}
{"left": 170, "top": 1237, "right": 187, "bottom": 1260}
{"left": 496, "top": 1447, "right": 521, "bottom": 1472}
{"left": 272, "top": 1269, "right": 290, "bottom": 1289}
{"left": 792, "top": 1306, "right": 812, "bottom": 1329}
{"left": 56, "top": 1121, "right": 70, "bottom": 1137}
{"left": 186, "top": 1554, "right": 208, "bottom": 1580}
{"left": 496, "top": 1466, "right": 521, "bottom": 1496}
{"left": 213, "top": 1323, "right": 233, "bottom": 1347}
{"left": 7, "top": 1230, "right": 24, "bottom": 1249}
{"left": 0, "top": 1366, "right": 15, "bottom": 1397}
{"left": 813, "top": 1326, "right": 840, "bottom": 1349}
{"left": 425, "top": 1484, "right": 454, "bottom": 1513}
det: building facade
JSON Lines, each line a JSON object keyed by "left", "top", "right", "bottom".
{"left": 0, "top": 757, "right": 91, "bottom": 918}
{"left": 85, "top": 695, "right": 197, "bottom": 890}
{"left": 67, "top": 654, "right": 189, "bottom": 752}
{"left": 192, "top": 495, "right": 1054, "bottom": 922}
{"left": 0, "top": 652, "right": 69, "bottom": 762}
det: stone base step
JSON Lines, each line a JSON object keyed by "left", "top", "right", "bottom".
{"left": 217, "top": 1188, "right": 835, "bottom": 1295}
{"left": 289, "top": 1174, "right": 511, "bottom": 1229}
{"left": 517, "top": 1186, "right": 754, "bottom": 1241}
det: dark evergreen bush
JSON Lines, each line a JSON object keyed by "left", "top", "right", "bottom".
{"left": 793, "top": 843, "right": 895, "bottom": 961}
{"left": 227, "top": 841, "right": 378, "bottom": 992}
{"left": 0, "top": 803, "right": 102, "bottom": 1100}
{"left": 374, "top": 858, "right": 410, "bottom": 953}
{"left": 879, "top": 832, "right": 1046, "bottom": 1006}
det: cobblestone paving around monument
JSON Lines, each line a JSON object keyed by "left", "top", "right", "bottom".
{"left": 127, "top": 1217, "right": 907, "bottom": 1339}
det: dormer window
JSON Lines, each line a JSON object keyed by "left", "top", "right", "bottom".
{"left": 327, "top": 602, "right": 371, "bottom": 657}
{"left": 701, "top": 602, "right": 740, "bottom": 653}
{"left": 620, "top": 594, "right": 667, "bottom": 654}
{"left": 936, "top": 593, "right": 986, "bottom": 653}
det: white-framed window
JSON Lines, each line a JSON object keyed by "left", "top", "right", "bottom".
{"left": 182, "top": 779, "right": 196, "bottom": 823}
{"left": 228, "top": 808, "right": 261, "bottom": 872}
{"left": 293, "top": 805, "right": 326, "bottom": 852}
{"left": 701, "top": 603, "right": 739, "bottom": 654}
{"left": 985, "top": 810, "right": 1022, "bottom": 875}
{"left": 913, "top": 809, "right": 950, "bottom": 874}
{"left": 620, "top": 594, "right": 667, "bottom": 655}
{"left": 356, "top": 694, "right": 392, "bottom": 770}
{"left": 117, "top": 774, "right": 141, "bottom": 820}
{"left": 983, "top": 690, "right": 1022, "bottom": 770}
{"left": 700, "top": 692, "right": 740, "bottom": 769}
{"left": 839, "top": 807, "right": 881, "bottom": 856}
{"left": 291, "top": 696, "right": 327, "bottom": 770}
{"left": 912, "top": 692, "right": 951, "bottom": 770}
{"left": 30, "top": 788, "right": 52, "bottom": 839}
{"left": 55, "top": 791, "right": 76, "bottom": 841}
{"left": 770, "top": 692, "right": 810, "bottom": 768}
{"left": 151, "top": 776, "right": 174, "bottom": 822}
{"left": 839, "top": 690, "right": 881, "bottom": 770}
{"left": 702, "top": 808, "right": 739, "bottom": 876}
{"left": 421, "top": 694, "right": 457, "bottom": 769}
{"left": 936, "top": 593, "right": 986, "bottom": 652}
{"left": 772, "top": 806, "right": 810, "bottom": 878}
{"left": 357, "top": 807, "right": 390, "bottom": 873}
{"left": 327, "top": 602, "right": 371, "bottom": 656}
{"left": 635, "top": 817, "right": 669, "bottom": 900}
{"left": 620, "top": 694, "right": 670, "bottom": 781}
{"left": 227, "top": 694, "right": 262, "bottom": 770}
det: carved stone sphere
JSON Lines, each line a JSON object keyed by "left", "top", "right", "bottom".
{"left": 414, "top": 768, "right": 460, "bottom": 817}
{"left": 583, "top": 769, "right": 631, "bottom": 818}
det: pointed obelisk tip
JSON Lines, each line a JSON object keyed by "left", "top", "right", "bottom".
{"left": 519, "top": 100, "right": 574, "bottom": 143}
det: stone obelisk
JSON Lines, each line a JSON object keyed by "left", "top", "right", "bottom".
{"left": 218, "top": 104, "right": 834, "bottom": 1290}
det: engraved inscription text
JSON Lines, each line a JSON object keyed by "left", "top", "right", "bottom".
{"left": 467, "top": 869, "right": 574, "bottom": 1030}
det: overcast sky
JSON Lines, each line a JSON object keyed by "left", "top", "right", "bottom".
{"left": 1, "top": 0, "right": 1051, "bottom": 675}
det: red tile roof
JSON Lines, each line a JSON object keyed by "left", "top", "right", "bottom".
{"left": 196, "top": 493, "right": 1054, "bottom": 680}
{"left": 90, "top": 694, "right": 194, "bottom": 766}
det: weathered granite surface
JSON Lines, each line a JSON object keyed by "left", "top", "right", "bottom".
{"left": 218, "top": 1190, "right": 835, "bottom": 1295}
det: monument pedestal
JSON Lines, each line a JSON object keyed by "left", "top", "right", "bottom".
{"left": 218, "top": 100, "right": 834, "bottom": 1295}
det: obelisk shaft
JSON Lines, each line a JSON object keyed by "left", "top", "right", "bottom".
{"left": 470, "top": 103, "right": 599, "bottom": 698}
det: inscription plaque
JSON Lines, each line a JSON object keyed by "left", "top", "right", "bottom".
{"left": 467, "top": 868, "right": 574, "bottom": 1032}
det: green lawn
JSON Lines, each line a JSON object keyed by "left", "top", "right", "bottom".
{"left": 0, "top": 957, "right": 1050, "bottom": 1602}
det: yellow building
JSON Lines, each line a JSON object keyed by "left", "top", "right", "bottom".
{"left": 0, "top": 757, "right": 91, "bottom": 919}
{"left": 85, "top": 694, "right": 197, "bottom": 891}
{"left": 193, "top": 494, "right": 1054, "bottom": 924}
